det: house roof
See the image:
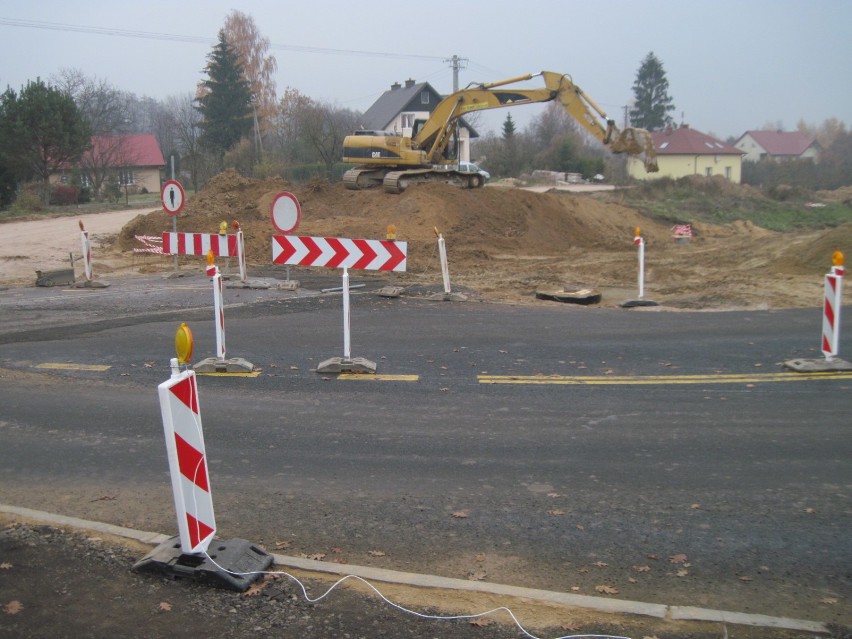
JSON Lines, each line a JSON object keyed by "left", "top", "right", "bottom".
{"left": 651, "top": 126, "right": 742, "bottom": 155}
{"left": 360, "top": 80, "right": 440, "bottom": 130}
{"left": 735, "top": 130, "right": 817, "bottom": 156}
{"left": 359, "top": 79, "right": 478, "bottom": 138}
{"left": 85, "top": 134, "right": 165, "bottom": 167}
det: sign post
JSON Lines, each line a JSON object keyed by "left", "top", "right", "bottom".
{"left": 162, "top": 179, "right": 185, "bottom": 274}
{"left": 621, "top": 227, "right": 658, "bottom": 307}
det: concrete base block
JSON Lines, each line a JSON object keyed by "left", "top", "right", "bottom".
{"left": 73, "top": 279, "right": 110, "bottom": 289}
{"left": 621, "top": 299, "right": 659, "bottom": 308}
{"left": 783, "top": 357, "right": 852, "bottom": 372}
{"left": 377, "top": 286, "right": 404, "bottom": 298}
{"left": 427, "top": 291, "right": 468, "bottom": 302}
{"left": 278, "top": 280, "right": 300, "bottom": 290}
{"left": 316, "top": 356, "right": 377, "bottom": 374}
{"left": 193, "top": 356, "right": 255, "bottom": 373}
{"left": 225, "top": 279, "right": 272, "bottom": 290}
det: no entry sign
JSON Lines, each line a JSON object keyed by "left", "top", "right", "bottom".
{"left": 270, "top": 191, "right": 301, "bottom": 234}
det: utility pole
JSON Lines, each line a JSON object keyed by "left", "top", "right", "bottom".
{"left": 444, "top": 54, "right": 468, "bottom": 92}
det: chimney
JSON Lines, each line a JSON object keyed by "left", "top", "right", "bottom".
{"left": 405, "top": 78, "right": 415, "bottom": 88}
{"left": 391, "top": 82, "right": 401, "bottom": 90}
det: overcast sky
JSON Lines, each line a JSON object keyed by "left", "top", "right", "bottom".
{"left": 1, "top": 0, "right": 850, "bottom": 141}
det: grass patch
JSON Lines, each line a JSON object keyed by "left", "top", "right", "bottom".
{"left": 0, "top": 193, "right": 161, "bottom": 223}
{"left": 609, "top": 176, "right": 852, "bottom": 232}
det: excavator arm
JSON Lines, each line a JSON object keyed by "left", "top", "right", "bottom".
{"left": 415, "top": 71, "right": 657, "bottom": 172}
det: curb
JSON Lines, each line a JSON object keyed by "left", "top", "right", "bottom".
{"left": 0, "top": 504, "right": 829, "bottom": 634}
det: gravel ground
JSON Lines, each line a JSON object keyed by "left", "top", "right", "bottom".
{"left": 2, "top": 520, "right": 848, "bottom": 639}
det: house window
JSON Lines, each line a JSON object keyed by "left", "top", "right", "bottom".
{"left": 420, "top": 91, "right": 430, "bottom": 105}
{"left": 118, "top": 170, "right": 135, "bottom": 186}
{"left": 705, "top": 167, "right": 713, "bottom": 177}
{"left": 401, "top": 113, "right": 414, "bottom": 129}
{"left": 725, "top": 166, "right": 732, "bottom": 180}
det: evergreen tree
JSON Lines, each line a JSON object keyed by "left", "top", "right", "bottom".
{"left": 629, "top": 52, "right": 676, "bottom": 131}
{"left": 0, "top": 79, "right": 91, "bottom": 203}
{"left": 197, "top": 31, "right": 253, "bottom": 161}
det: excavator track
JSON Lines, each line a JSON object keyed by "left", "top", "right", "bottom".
{"left": 343, "top": 167, "right": 388, "bottom": 190}
{"left": 383, "top": 169, "right": 481, "bottom": 194}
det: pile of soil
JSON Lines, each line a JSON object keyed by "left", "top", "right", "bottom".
{"left": 115, "top": 169, "right": 852, "bottom": 309}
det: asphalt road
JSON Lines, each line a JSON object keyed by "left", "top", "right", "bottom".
{"left": 0, "top": 273, "right": 850, "bottom": 627}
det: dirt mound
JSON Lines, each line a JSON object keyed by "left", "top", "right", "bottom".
{"left": 113, "top": 170, "right": 850, "bottom": 308}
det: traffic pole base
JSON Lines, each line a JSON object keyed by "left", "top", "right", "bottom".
{"left": 427, "top": 291, "right": 468, "bottom": 302}
{"left": 377, "top": 286, "right": 404, "bottom": 298}
{"left": 316, "top": 356, "right": 377, "bottom": 374}
{"left": 278, "top": 280, "right": 300, "bottom": 291}
{"left": 783, "top": 357, "right": 852, "bottom": 372}
{"left": 73, "top": 279, "right": 110, "bottom": 289}
{"left": 621, "top": 299, "right": 659, "bottom": 308}
{"left": 225, "top": 279, "right": 272, "bottom": 290}
{"left": 132, "top": 536, "right": 273, "bottom": 592}
{"left": 193, "top": 357, "right": 255, "bottom": 373}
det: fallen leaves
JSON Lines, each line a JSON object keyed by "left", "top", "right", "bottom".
{"left": 469, "top": 617, "right": 492, "bottom": 627}
{"left": 158, "top": 601, "right": 172, "bottom": 612}
{"left": 3, "top": 600, "right": 24, "bottom": 615}
{"left": 546, "top": 509, "right": 566, "bottom": 516}
{"left": 467, "top": 569, "right": 488, "bottom": 581}
{"left": 595, "top": 585, "right": 619, "bottom": 595}
{"left": 451, "top": 510, "right": 469, "bottom": 519}
{"left": 367, "top": 550, "right": 386, "bottom": 557}
{"left": 632, "top": 565, "right": 651, "bottom": 573}
{"left": 669, "top": 553, "right": 689, "bottom": 564}
{"left": 0, "top": 562, "right": 12, "bottom": 570}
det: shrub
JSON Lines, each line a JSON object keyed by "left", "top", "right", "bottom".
{"left": 49, "top": 184, "right": 80, "bottom": 206}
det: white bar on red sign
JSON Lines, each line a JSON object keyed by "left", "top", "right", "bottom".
{"left": 162, "top": 232, "right": 239, "bottom": 257}
{"left": 157, "top": 370, "right": 217, "bottom": 554}
{"left": 272, "top": 235, "right": 407, "bottom": 272}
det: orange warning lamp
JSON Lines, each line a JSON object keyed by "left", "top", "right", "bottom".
{"left": 206, "top": 249, "right": 215, "bottom": 267}
{"left": 386, "top": 224, "right": 397, "bottom": 241}
{"left": 635, "top": 227, "right": 641, "bottom": 237}
{"left": 833, "top": 250, "right": 844, "bottom": 267}
{"left": 218, "top": 221, "right": 228, "bottom": 235}
{"left": 232, "top": 219, "right": 240, "bottom": 231}
{"left": 174, "top": 322, "right": 194, "bottom": 364}
{"left": 433, "top": 226, "right": 440, "bottom": 238}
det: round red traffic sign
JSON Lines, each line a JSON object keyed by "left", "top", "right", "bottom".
{"left": 162, "top": 180, "right": 185, "bottom": 216}
{"left": 270, "top": 191, "right": 301, "bottom": 233}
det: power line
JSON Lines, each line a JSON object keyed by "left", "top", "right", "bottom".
{"left": 0, "top": 17, "right": 445, "bottom": 61}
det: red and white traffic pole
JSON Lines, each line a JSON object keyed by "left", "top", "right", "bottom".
{"left": 821, "top": 251, "right": 845, "bottom": 361}
{"left": 342, "top": 267, "right": 352, "bottom": 361}
{"left": 206, "top": 250, "right": 226, "bottom": 362}
{"left": 79, "top": 220, "right": 93, "bottom": 282}
{"left": 634, "top": 226, "right": 645, "bottom": 300}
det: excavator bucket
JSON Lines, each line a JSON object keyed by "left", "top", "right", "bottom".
{"left": 610, "top": 127, "right": 659, "bottom": 173}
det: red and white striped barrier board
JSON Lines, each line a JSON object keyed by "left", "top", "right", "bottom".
{"left": 163, "top": 232, "right": 239, "bottom": 257}
{"left": 672, "top": 224, "right": 693, "bottom": 238}
{"left": 272, "top": 235, "right": 407, "bottom": 272}
{"left": 822, "top": 264, "right": 844, "bottom": 359}
{"left": 157, "top": 369, "right": 216, "bottom": 554}
{"left": 133, "top": 235, "right": 164, "bottom": 254}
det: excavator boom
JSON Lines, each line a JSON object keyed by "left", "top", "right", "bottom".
{"left": 343, "top": 70, "right": 657, "bottom": 192}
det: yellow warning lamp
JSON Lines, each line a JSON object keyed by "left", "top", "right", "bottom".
{"left": 219, "top": 220, "right": 228, "bottom": 235}
{"left": 386, "top": 224, "right": 397, "bottom": 241}
{"left": 174, "top": 322, "right": 194, "bottom": 365}
{"left": 832, "top": 250, "right": 844, "bottom": 267}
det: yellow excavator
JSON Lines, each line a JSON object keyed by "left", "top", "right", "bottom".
{"left": 342, "top": 70, "right": 658, "bottom": 193}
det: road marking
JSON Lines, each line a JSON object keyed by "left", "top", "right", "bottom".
{"left": 195, "top": 371, "right": 262, "bottom": 378}
{"left": 477, "top": 371, "right": 852, "bottom": 386}
{"left": 338, "top": 374, "right": 419, "bottom": 382}
{"left": 35, "top": 363, "right": 112, "bottom": 371}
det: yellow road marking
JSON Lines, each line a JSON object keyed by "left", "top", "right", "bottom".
{"left": 195, "top": 371, "right": 262, "bottom": 378}
{"left": 338, "top": 374, "right": 420, "bottom": 382}
{"left": 35, "top": 363, "right": 112, "bottom": 372}
{"left": 478, "top": 371, "right": 852, "bottom": 385}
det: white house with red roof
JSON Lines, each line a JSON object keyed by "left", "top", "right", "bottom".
{"left": 627, "top": 125, "right": 744, "bottom": 183}
{"left": 51, "top": 133, "right": 165, "bottom": 195}
{"left": 734, "top": 130, "right": 820, "bottom": 162}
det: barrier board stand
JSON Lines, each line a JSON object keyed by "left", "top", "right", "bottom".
{"left": 133, "top": 326, "right": 271, "bottom": 591}
{"left": 272, "top": 234, "right": 407, "bottom": 374}
{"left": 428, "top": 228, "right": 467, "bottom": 302}
{"left": 621, "top": 227, "right": 657, "bottom": 307}
{"left": 785, "top": 251, "right": 851, "bottom": 372}
{"left": 193, "top": 252, "right": 255, "bottom": 374}
{"left": 73, "top": 221, "right": 109, "bottom": 288}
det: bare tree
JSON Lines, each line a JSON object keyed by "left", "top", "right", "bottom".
{"left": 165, "top": 93, "right": 207, "bottom": 191}
{"left": 223, "top": 10, "right": 278, "bottom": 143}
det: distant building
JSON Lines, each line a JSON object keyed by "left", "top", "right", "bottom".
{"left": 627, "top": 125, "right": 744, "bottom": 183}
{"left": 358, "top": 79, "right": 478, "bottom": 163}
{"left": 51, "top": 134, "right": 165, "bottom": 194}
{"left": 734, "top": 130, "right": 820, "bottom": 162}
